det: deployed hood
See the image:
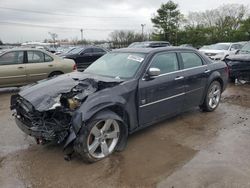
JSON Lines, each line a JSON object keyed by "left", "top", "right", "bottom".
{"left": 19, "top": 72, "right": 122, "bottom": 111}
{"left": 225, "top": 54, "right": 250, "bottom": 62}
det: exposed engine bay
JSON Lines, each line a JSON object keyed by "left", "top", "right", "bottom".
{"left": 11, "top": 76, "right": 122, "bottom": 144}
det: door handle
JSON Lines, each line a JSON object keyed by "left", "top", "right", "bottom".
{"left": 204, "top": 69, "right": 211, "bottom": 73}
{"left": 174, "top": 76, "right": 184, "bottom": 81}
{"left": 18, "top": 66, "right": 24, "bottom": 69}
{"left": 48, "top": 64, "right": 53, "bottom": 67}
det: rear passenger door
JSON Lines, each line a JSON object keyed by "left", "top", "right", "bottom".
{"left": 0, "top": 51, "right": 27, "bottom": 87}
{"left": 25, "top": 50, "right": 56, "bottom": 83}
{"left": 179, "top": 52, "right": 209, "bottom": 110}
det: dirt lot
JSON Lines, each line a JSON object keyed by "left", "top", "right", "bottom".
{"left": 0, "top": 84, "right": 250, "bottom": 188}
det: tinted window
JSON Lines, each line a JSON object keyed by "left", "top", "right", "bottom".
{"left": 150, "top": 53, "right": 179, "bottom": 74}
{"left": 93, "top": 48, "right": 105, "bottom": 53}
{"left": 45, "top": 54, "right": 53, "bottom": 62}
{"left": 181, "top": 52, "right": 203, "bottom": 69}
{"left": 0, "top": 51, "right": 23, "bottom": 65}
{"left": 28, "top": 51, "right": 45, "bottom": 63}
{"left": 83, "top": 48, "right": 92, "bottom": 53}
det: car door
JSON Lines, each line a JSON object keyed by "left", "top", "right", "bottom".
{"left": 138, "top": 52, "right": 185, "bottom": 126}
{"left": 0, "top": 51, "right": 27, "bottom": 87}
{"left": 25, "top": 50, "right": 56, "bottom": 83}
{"left": 77, "top": 48, "right": 94, "bottom": 70}
{"left": 92, "top": 47, "right": 107, "bottom": 61}
{"left": 179, "top": 52, "right": 209, "bottom": 110}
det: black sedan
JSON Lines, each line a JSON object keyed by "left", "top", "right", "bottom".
{"left": 11, "top": 47, "right": 228, "bottom": 162}
{"left": 63, "top": 46, "right": 108, "bottom": 71}
{"left": 224, "top": 42, "right": 250, "bottom": 82}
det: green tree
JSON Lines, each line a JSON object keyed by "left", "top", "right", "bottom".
{"left": 151, "top": 0, "right": 182, "bottom": 45}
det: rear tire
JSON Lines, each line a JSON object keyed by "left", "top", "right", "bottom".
{"left": 74, "top": 115, "right": 123, "bottom": 163}
{"left": 200, "top": 81, "right": 221, "bottom": 112}
{"left": 48, "top": 71, "right": 63, "bottom": 78}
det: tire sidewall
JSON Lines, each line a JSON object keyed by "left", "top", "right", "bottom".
{"left": 205, "top": 81, "right": 221, "bottom": 112}
{"left": 74, "top": 117, "right": 123, "bottom": 163}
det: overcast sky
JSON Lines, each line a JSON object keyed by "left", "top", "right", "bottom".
{"left": 0, "top": 0, "right": 249, "bottom": 43}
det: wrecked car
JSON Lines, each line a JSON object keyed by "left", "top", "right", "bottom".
{"left": 223, "top": 42, "right": 250, "bottom": 82}
{"left": 11, "top": 47, "right": 228, "bottom": 162}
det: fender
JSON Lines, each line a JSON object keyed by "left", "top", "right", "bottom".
{"left": 200, "top": 70, "right": 222, "bottom": 104}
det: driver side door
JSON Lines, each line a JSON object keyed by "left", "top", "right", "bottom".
{"left": 138, "top": 52, "right": 185, "bottom": 126}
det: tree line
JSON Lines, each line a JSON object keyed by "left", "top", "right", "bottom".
{"left": 110, "top": 1, "right": 250, "bottom": 48}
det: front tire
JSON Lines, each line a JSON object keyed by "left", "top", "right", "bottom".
{"left": 200, "top": 81, "right": 222, "bottom": 112}
{"left": 74, "top": 117, "right": 122, "bottom": 163}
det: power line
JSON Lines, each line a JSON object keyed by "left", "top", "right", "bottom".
{"left": 0, "top": 21, "right": 140, "bottom": 31}
{"left": 0, "top": 6, "right": 134, "bottom": 19}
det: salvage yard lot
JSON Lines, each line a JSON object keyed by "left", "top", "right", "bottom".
{"left": 0, "top": 83, "right": 250, "bottom": 188}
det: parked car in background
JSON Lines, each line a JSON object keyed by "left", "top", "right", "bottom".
{"left": 55, "top": 46, "right": 76, "bottom": 56}
{"left": 223, "top": 41, "right": 250, "bottom": 82}
{"left": 0, "top": 48, "right": 76, "bottom": 88}
{"left": 11, "top": 47, "right": 228, "bottom": 162}
{"left": 63, "top": 46, "right": 108, "bottom": 71}
{"left": 128, "top": 41, "right": 170, "bottom": 48}
{"left": 179, "top": 44, "right": 195, "bottom": 48}
{"left": 199, "top": 42, "right": 245, "bottom": 60}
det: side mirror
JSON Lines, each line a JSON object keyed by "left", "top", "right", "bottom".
{"left": 148, "top": 67, "right": 161, "bottom": 77}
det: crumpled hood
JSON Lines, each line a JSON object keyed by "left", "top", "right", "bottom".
{"left": 19, "top": 72, "right": 122, "bottom": 111}
{"left": 225, "top": 54, "right": 250, "bottom": 62}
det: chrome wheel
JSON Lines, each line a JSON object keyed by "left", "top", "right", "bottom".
{"left": 87, "top": 119, "right": 120, "bottom": 159}
{"left": 208, "top": 83, "right": 221, "bottom": 109}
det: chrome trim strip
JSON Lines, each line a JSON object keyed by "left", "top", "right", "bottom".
{"left": 140, "top": 92, "right": 185, "bottom": 108}
{"left": 142, "top": 65, "right": 208, "bottom": 80}
{"left": 28, "top": 73, "right": 47, "bottom": 77}
{"left": 185, "top": 87, "right": 204, "bottom": 94}
{"left": 0, "top": 75, "right": 26, "bottom": 79}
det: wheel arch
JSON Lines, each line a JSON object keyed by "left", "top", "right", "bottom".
{"left": 48, "top": 71, "right": 64, "bottom": 77}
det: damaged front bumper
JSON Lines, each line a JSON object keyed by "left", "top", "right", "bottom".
{"left": 15, "top": 116, "right": 57, "bottom": 141}
{"left": 11, "top": 95, "right": 73, "bottom": 144}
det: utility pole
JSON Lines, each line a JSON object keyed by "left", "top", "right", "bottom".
{"left": 80, "top": 29, "right": 83, "bottom": 41}
{"left": 141, "top": 24, "right": 146, "bottom": 41}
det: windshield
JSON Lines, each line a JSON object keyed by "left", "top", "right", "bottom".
{"left": 211, "top": 43, "right": 230, "bottom": 50}
{"left": 84, "top": 52, "right": 145, "bottom": 79}
{"left": 239, "top": 42, "right": 250, "bottom": 54}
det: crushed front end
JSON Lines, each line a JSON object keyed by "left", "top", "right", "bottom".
{"left": 11, "top": 95, "right": 73, "bottom": 144}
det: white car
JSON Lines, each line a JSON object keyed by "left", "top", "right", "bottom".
{"left": 199, "top": 42, "right": 245, "bottom": 60}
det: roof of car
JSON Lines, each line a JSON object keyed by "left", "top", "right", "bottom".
{"left": 112, "top": 47, "right": 198, "bottom": 54}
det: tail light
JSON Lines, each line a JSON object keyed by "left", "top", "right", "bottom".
{"left": 73, "top": 64, "right": 77, "bottom": 71}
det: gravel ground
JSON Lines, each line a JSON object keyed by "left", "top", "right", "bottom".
{"left": 0, "top": 83, "right": 250, "bottom": 188}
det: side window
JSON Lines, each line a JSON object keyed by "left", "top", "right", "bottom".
{"left": 93, "top": 48, "right": 105, "bottom": 53}
{"left": 0, "top": 51, "right": 23, "bottom": 65}
{"left": 83, "top": 48, "right": 92, "bottom": 54}
{"left": 150, "top": 53, "right": 179, "bottom": 74}
{"left": 180, "top": 52, "right": 203, "bottom": 69}
{"left": 27, "top": 51, "right": 45, "bottom": 63}
{"left": 44, "top": 54, "right": 53, "bottom": 62}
